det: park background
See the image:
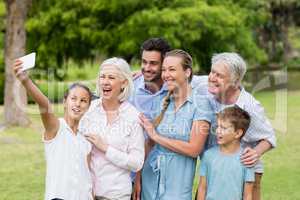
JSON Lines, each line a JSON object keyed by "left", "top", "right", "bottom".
{"left": 0, "top": 0, "right": 299, "bottom": 199}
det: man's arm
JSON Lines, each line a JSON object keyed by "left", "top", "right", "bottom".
{"left": 243, "top": 182, "right": 253, "bottom": 200}
{"left": 132, "top": 139, "right": 154, "bottom": 200}
{"left": 197, "top": 176, "right": 207, "bottom": 200}
{"left": 241, "top": 139, "right": 272, "bottom": 166}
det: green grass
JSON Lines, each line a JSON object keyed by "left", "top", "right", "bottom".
{"left": 0, "top": 105, "right": 63, "bottom": 200}
{"left": 260, "top": 90, "right": 300, "bottom": 199}
{"left": 0, "top": 91, "right": 299, "bottom": 200}
{"left": 289, "top": 26, "right": 300, "bottom": 51}
{"left": 0, "top": 127, "right": 45, "bottom": 200}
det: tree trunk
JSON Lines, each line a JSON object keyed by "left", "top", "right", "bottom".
{"left": 4, "top": 0, "right": 31, "bottom": 126}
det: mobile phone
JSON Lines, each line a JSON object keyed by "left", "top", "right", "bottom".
{"left": 18, "top": 52, "right": 36, "bottom": 71}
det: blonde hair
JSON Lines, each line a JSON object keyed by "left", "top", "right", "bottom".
{"left": 96, "top": 57, "right": 133, "bottom": 102}
{"left": 153, "top": 49, "right": 194, "bottom": 127}
{"left": 152, "top": 91, "right": 172, "bottom": 127}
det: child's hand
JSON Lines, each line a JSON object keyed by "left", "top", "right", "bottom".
{"left": 13, "top": 59, "right": 29, "bottom": 83}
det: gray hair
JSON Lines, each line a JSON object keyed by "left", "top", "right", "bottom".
{"left": 96, "top": 57, "right": 133, "bottom": 102}
{"left": 211, "top": 52, "right": 247, "bottom": 85}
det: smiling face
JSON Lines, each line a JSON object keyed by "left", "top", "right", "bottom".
{"left": 216, "top": 118, "right": 243, "bottom": 145}
{"left": 141, "top": 50, "right": 162, "bottom": 83}
{"left": 208, "top": 61, "right": 234, "bottom": 99}
{"left": 161, "top": 56, "right": 191, "bottom": 92}
{"left": 64, "top": 87, "right": 91, "bottom": 121}
{"left": 98, "top": 65, "right": 127, "bottom": 101}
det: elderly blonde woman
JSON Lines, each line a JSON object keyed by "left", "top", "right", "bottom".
{"left": 79, "top": 57, "right": 145, "bottom": 200}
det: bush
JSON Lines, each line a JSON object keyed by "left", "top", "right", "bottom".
{"left": 287, "top": 57, "right": 300, "bottom": 69}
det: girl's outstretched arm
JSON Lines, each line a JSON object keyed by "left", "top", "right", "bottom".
{"left": 13, "top": 60, "right": 59, "bottom": 140}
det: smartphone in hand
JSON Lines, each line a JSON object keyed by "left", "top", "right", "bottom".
{"left": 18, "top": 52, "right": 36, "bottom": 71}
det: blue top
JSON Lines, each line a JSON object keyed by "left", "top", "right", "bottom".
{"left": 130, "top": 75, "right": 209, "bottom": 181}
{"left": 195, "top": 84, "right": 276, "bottom": 173}
{"left": 129, "top": 76, "right": 169, "bottom": 181}
{"left": 199, "top": 146, "right": 255, "bottom": 200}
{"left": 129, "top": 76, "right": 168, "bottom": 120}
{"left": 141, "top": 89, "right": 213, "bottom": 200}
{"left": 129, "top": 75, "right": 208, "bottom": 119}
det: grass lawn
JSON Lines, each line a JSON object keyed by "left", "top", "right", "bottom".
{"left": 0, "top": 90, "right": 299, "bottom": 200}
{"left": 258, "top": 90, "right": 300, "bottom": 199}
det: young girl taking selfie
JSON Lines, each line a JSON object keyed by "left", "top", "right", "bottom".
{"left": 13, "top": 59, "right": 93, "bottom": 200}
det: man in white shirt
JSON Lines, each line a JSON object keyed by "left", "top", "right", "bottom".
{"left": 195, "top": 52, "right": 276, "bottom": 200}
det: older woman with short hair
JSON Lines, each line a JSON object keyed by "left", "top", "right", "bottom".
{"left": 79, "top": 57, "right": 145, "bottom": 200}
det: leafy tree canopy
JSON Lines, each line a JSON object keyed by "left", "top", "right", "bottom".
{"left": 26, "top": 0, "right": 269, "bottom": 76}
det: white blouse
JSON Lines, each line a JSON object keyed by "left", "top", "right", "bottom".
{"left": 44, "top": 118, "right": 93, "bottom": 200}
{"left": 79, "top": 99, "right": 145, "bottom": 200}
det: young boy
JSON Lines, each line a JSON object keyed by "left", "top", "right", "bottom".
{"left": 197, "top": 106, "right": 254, "bottom": 200}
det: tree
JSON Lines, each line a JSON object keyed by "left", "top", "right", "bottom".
{"left": 110, "top": 0, "right": 267, "bottom": 72}
{"left": 26, "top": 0, "right": 153, "bottom": 79}
{"left": 4, "top": 0, "right": 32, "bottom": 126}
{"left": 256, "top": 0, "right": 300, "bottom": 63}
{"left": 26, "top": 0, "right": 266, "bottom": 74}
{"left": 0, "top": 1, "right": 6, "bottom": 105}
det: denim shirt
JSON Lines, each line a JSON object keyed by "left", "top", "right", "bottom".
{"left": 129, "top": 76, "right": 168, "bottom": 120}
{"left": 129, "top": 75, "right": 208, "bottom": 120}
{"left": 141, "top": 90, "right": 213, "bottom": 200}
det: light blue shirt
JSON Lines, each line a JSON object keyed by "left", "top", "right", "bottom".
{"left": 129, "top": 76, "right": 168, "bottom": 120}
{"left": 130, "top": 75, "right": 210, "bottom": 181}
{"left": 199, "top": 146, "right": 255, "bottom": 200}
{"left": 129, "top": 76, "right": 168, "bottom": 181}
{"left": 195, "top": 85, "right": 276, "bottom": 173}
{"left": 141, "top": 90, "right": 213, "bottom": 200}
{"left": 129, "top": 75, "right": 208, "bottom": 120}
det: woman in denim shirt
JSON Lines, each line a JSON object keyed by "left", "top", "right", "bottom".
{"left": 139, "top": 49, "right": 213, "bottom": 200}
